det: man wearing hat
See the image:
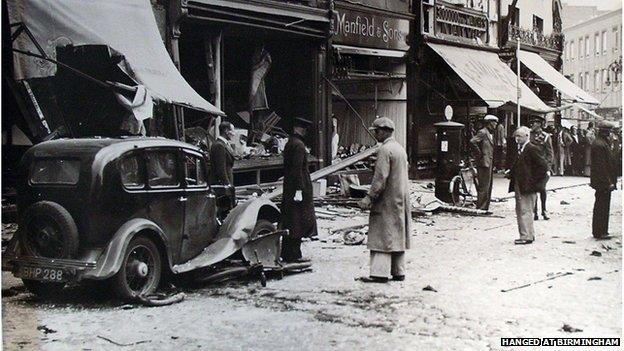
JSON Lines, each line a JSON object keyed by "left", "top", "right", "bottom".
{"left": 530, "top": 115, "right": 554, "bottom": 220}
{"left": 470, "top": 115, "right": 498, "bottom": 210}
{"left": 590, "top": 120, "right": 617, "bottom": 240}
{"left": 281, "top": 117, "right": 317, "bottom": 262}
{"left": 358, "top": 117, "right": 411, "bottom": 283}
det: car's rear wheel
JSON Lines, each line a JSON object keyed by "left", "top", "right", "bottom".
{"left": 112, "top": 236, "right": 162, "bottom": 301}
{"left": 22, "top": 279, "right": 65, "bottom": 297}
{"left": 21, "top": 201, "right": 79, "bottom": 259}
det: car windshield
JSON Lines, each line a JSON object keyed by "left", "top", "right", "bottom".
{"left": 30, "top": 159, "right": 81, "bottom": 185}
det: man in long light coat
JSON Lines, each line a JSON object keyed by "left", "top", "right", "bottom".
{"left": 358, "top": 117, "right": 411, "bottom": 283}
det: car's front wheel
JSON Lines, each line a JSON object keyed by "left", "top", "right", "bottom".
{"left": 112, "top": 236, "right": 162, "bottom": 301}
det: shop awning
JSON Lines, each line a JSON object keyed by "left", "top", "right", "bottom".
{"left": 187, "top": 0, "right": 330, "bottom": 23}
{"left": 8, "top": 0, "right": 225, "bottom": 115}
{"left": 427, "top": 43, "right": 552, "bottom": 113}
{"left": 333, "top": 45, "right": 406, "bottom": 58}
{"left": 576, "top": 104, "right": 604, "bottom": 120}
{"left": 519, "top": 50, "right": 600, "bottom": 105}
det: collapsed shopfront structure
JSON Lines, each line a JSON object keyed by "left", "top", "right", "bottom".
{"left": 169, "top": 0, "right": 330, "bottom": 185}
{"left": 3, "top": 0, "right": 582, "bottom": 186}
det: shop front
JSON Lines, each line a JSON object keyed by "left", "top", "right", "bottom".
{"left": 171, "top": 0, "right": 331, "bottom": 185}
{"left": 328, "top": 1, "right": 412, "bottom": 159}
{"left": 413, "top": 0, "right": 552, "bottom": 177}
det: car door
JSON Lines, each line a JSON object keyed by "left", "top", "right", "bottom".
{"left": 179, "top": 150, "right": 218, "bottom": 262}
{"left": 143, "top": 148, "right": 185, "bottom": 264}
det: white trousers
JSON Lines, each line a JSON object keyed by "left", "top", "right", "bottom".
{"left": 370, "top": 251, "right": 405, "bottom": 278}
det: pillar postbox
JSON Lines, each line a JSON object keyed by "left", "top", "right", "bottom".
{"left": 434, "top": 106, "right": 465, "bottom": 203}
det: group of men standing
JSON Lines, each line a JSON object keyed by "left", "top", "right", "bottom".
{"left": 209, "top": 117, "right": 316, "bottom": 263}
{"left": 470, "top": 114, "right": 618, "bottom": 244}
{"left": 208, "top": 116, "right": 411, "bottom": 282}
{"left": 209, "top": 111, "right": 617, "bottom": 282}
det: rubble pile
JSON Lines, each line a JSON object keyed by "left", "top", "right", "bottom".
{"left": 325, "top": 224, "right": 369, "bottom": 245}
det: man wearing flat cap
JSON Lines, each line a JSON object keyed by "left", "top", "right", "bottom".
{"left": 358, "top": 117, "right": 411, "bottom": 283}
{"left": 470, "top": 114, "right": 498, "bottom": 210}
{"left": 590, "top": 120, "right": 617, "bottom": 240}
{"left": 281, "top": 117, "right": 317, "bottom": 262}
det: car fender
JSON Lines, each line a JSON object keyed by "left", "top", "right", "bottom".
{"left": 172, "top": 197, "right": 281, "bottom": 274}
{"left": 83, "top": 218, "right": 171, "bottom": 280}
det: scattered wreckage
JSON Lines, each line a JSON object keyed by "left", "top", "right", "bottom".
{"left": 1, "top": 137, "right": 309, "bottom": 301}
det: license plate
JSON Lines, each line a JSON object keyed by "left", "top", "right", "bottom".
{"left": 17, "top": 266, "right": 66, "bottom": 282}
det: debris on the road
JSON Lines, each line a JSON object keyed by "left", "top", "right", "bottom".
{"left": 501, "top": 272, "right": 574, "bottom": 292}
{"left": 121, "top": 304, "right": 135, "bottom": 310}
{"left": 37, "top": 325, "right": 57, "bottom": 334}
{"left": 97, "top": 335, "right": 150, "bottom": 347}
{"left": 136, "top": 292, "right": 186, "bottom": 307}
{"left": 562, "top": 240, "right": 576, "bottom": 244}
{"left": 2, "top": 285, "right": 27, "bottom": 297}
{"left": 1, "top": 223, "right": 18, "bottom": 247}
{"left": 590, "top": 251, "right": 603, "bottom": 257}
{"left": 343, "top": 230, "right": 367, "bottom": 246}
{"left": 484, "top": 223, "right": 513, "bottom": 231}
{"left": 422, "top": 285, "right": 437, "bottom": 292}
{"left": 601, "top": 244, "right": 613, "bottom": 251}
{"left": 419, "top": 200, "right": 497, "bottom": 217}
{"left": 560, "top": 324, "right": 583, "bottom": 333}
{"left": 328, "top": 224, "right": 368, "bottom": 245}
{"left": 587, "top": 276, "right": 602, "bottom": 281}
{"left": 560, "top": 200, "right": 570, "bottom": 205}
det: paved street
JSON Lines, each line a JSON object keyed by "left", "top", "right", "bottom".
{"left": 2, "top": 176, "right": 622, "bottom": 351}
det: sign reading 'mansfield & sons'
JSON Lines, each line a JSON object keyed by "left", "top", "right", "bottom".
{"left": 330, "top": 8, "right": 409, "bottom": 51}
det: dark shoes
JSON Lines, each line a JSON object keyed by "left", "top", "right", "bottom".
{"left": 282, "top": 257, "right": 311, "bottom": 263}
{"left": 357, "top": 276, "right": 389, "bottom": 283}
{"left": 534, "top": 212, "right": 549, "bottom": 220}
{"left": 357, "top": 275, "right": 405, "bottom": 283}
{"left": 514, "top": 239, "right": 534, "bottom": 245}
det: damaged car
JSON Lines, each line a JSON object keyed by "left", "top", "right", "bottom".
{"left": 2, "top": 137, "right": 298, "bottom": 300}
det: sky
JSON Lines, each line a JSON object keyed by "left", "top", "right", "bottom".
{"left": 561, "top": 0, "right": 622, "bottom": 11}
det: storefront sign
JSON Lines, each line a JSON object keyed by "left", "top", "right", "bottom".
{"left": 435, "top": 3, "right": 488, "bottom": 40}
{"left": 330, "top": 8, "right": 409, "bottom": 51}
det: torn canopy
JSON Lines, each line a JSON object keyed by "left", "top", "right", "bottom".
{"left": 7, "top": 0, "right": 225, "bottom": 115}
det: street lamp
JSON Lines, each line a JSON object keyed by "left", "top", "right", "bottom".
{"left": 605, "top": 57, "right": 622, "bottom": 87}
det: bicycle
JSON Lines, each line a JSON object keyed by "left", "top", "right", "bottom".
{"left": 448, "top": 160, "right": 478, "bottom": 207}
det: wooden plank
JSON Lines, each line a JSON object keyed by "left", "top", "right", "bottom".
{"left": 264, "top": 145, "right": 379, "bottom": 200}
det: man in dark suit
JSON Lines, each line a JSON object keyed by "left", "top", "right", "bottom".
{"left": 590, "top": 121, "right": 617, "bottom": 240}
{"left": 506, "top": 126, "right": 549, "bottom": 245}
{"left": 281, "top": 117, "right": 317, "bottom": 262}
{"left": 530, "top": 115, "right": 554, "bottom": 220}
{"left": 470, "top": 115, "right": 498, "bottom": 210}
{"left": 209, "top": 121, "right": 236, "bottom": 186}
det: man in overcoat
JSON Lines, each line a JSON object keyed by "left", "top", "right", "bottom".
{"left": 557, "top": 126, "right": 573, "bottom": 176}
{"left": 590, "top": 121, "right": 617, "bottom": 240}
{"left": 358, "top": 117, "right": 411, "bottom": 283}
{"left": 281, "top": 117, "right": 317, "bottom": 262}
{"left": 470, "top": 115, "right": 498, "bottom": 210}
{"left": 507, "top": 126, "right": 549, "bottom": 245}
{"left": 529, "top": 115, "right": 554, "bottom": 220}
{"left": 209, "top": 121, "right": 236, "bottom": 186}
